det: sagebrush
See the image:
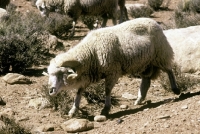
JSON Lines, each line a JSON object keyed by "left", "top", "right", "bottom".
{"left": 0, "top": 5, "right": 72, "bottom": 74}
{"left": 159, "top": 64, "right": 199, "bottom": 92}
{"left": 0, "top": 115, "right": 31, "bottom": 134}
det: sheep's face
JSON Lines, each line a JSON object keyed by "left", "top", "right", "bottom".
{"left": 36, "top": 1, "right": 50, "bottom": 17}
{"left": 47, "top": 65, "right": 78, "bottom": 96}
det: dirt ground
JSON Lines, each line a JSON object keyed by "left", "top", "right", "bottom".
{"left": 1, "top": 0, "right": 200, "bottom": 133}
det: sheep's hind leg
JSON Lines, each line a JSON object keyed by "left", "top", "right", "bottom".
{"left": 101, "top": 75, "right": 119, "bottom": 116}
{"left": 69, "top": 21, "right": 76, "bottom": 38}
{"left": 134, "top": 77, "right": 151, "bottom": 105}
{"left": 166, "top": 69, "right": 180, "bottom": 95}
{"left": 68, "top": 88, "right": 84, "bottom": 117}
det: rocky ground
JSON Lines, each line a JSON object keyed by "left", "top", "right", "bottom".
{"left": 0, "top": 0, "right": 200, "bottom": 133}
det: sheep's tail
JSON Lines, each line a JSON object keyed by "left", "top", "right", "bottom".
{"left": 140, "top": 65, "right": 160, "bottom": 80}
{"left": 150, "top": 66, "right": 161, "bottom": 80}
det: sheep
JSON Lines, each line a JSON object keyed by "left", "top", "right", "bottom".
{"left": 0, "top": 0, "right": 10, "bottom": 9}
{"left": 46, "top": 18, "right": 180, "bottom": 117}
{"left": 164, "top": 25, "right": 200, "bottom": 73}
{"left": 0, "top": 8, "right": 8, "bottom": 22}
{"left": 35, "top": 0, "right": 126, "bottom": 36}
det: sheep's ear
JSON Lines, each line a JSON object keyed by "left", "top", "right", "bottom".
{"left": 67, "top": 73, "right": 78, "bottom": 80}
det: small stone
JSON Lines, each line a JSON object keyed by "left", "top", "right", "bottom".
{"left": 117, "top": 119, "right": 123, "bottom": 124}
{"left": 2, "top": 73, "right": 32, "bottom": 84}
{"left": 122, "top": 92, "right": 137, "bottom": 100}
{"left": 94, "top": 115, "right": 107, "bottom": 122}
{"left": 143, "top": 108, "right": 149, "bottom": 111}
{"left": 181, "top": 105, "right": 188, "bottom": 109}
{"left": 61, "top": 119, "right": 94, "bottom": 133}
{"left": 37, "top": 124, "right": 55, "bottom": 132}
{"left": 157, "top": 115, "right": 171, "bottom": 119}
{"left": 28, "top": 98, "right": 50, "bottom": 110}
{"left": 120, "top": 105, "right": 128, "bottom": 109}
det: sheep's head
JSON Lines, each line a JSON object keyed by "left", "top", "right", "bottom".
{"left": 47, "top": 65, "right": 78, "bottom": 96}
{"left": 36, "top": 1, "right": 50, "bottom": 17}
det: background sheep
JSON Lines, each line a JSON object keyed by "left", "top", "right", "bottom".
{"left": 164, "top": 25, "right": 200, "bottom": 73}
{"left": 36, "top": 0, "right": 124, "bottom": 36}
{"left": 0, "top": 8, "right": 8, "bottom": 22}
{"left": 46, "top": 18, "right": 180, "bottom": 117}
{"left": 0, "top": 0, "right": 10, "bottom": 9}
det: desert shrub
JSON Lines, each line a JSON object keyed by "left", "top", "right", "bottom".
{"left": 45, "top": 13, "right": 73, "bottom": 38}
{"left": 42, "top": 85, "right": 74, "bottom": 115}
{"left": 42, "top": 79, "right": 119, "bottom": 116}
{"left": 128, "top": 5, "right": 153, "bottom": 18}
{"left": 0, "top": 115, "right": 31, "bottom": 134}
{"left": 81, "top": 15, "right": 103, "bottom": 30}
{"left": 178, "top": 0, "right": 200, "bottom": 13}
{"left": 174, "top": 7, "right": 200, "bottom": 28}
{"left": 190, "top": 0, "right": 200, "bottom": 13}
{"left": 0, "top": 9, "right": 50, "bottom": 73}
{"left": 159, "top": 64, "right": 199, "bottom": 92}
{"left": 0, "top": 5, "right": 73, "bottom": 74}
{"left": 148, "top": 0, "right": 163, "bottom": 10}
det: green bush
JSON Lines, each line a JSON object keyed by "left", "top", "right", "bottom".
{"left": 0, "top": 10, "right": 49, "bottom": 73}
{"left": 0, "top": 5, "right": 72, "bottom": 74}
{"left": 128, "top": 5, "right": 153, "bottom": 18}
{"left": 0, "top": 114, "right": 31, "bottom": 134}
{"left": 42, "top": 85, "right": 74, "bottom": 115}
{"left": 45, "top": 13, "right": 73, "bottom": 38}
{"left": 174, "top": 7, "right": 200, "bottom": 28}
{"left": 148, "top": 0, "right": 163, "bottom": 10}
{"left": 159, "top": 64, "right": 199, "bottom": 92}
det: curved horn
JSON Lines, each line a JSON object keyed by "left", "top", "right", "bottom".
{"left": 50, "top": 53, "right": 81, "bottom": 68}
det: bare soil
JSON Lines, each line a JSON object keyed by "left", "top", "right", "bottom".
{"left": 1, "top": 0, "right": 200, "bottom": 133}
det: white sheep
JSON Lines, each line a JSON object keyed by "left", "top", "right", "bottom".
{"left": 46, "top": 18, "right": 180, "bottom": 117}
{"left": 0, "top": 8, "right": 8, "bottom": 22}
{"left": 35, "top": 0, "right": 123, "bottom": 36}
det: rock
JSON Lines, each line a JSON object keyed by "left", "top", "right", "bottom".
{"left": 181, "top": 105, "right": 188, "bottom": 109}
{"left": 28, "top": 98, "right": 50, "bottom": 110}
{"left": 47, "top": 34, "right": 59, "bottom": 50}
{"left": 2, "top": 73, "right": 32, "bottom": 84}
{"left": 120, "top": 105, "right": 128, "bottom": 109}
{"left": 37, "top": 124, "right": 55, "bottom": 132}
{"left": 122, "top": 92, "right": 137, "bottom": 100}
{"left": 157, "top": 115, "right": 171, "bottom": 119}
{"left": 61, "top": 119, "right": 94, "bottom": 132}
{"left": 94, "top": 115, "right": 107, "bottom": 122}
{"left": 0, "top": 108, "right": 15, "bottom": 119}
{"left": 164, "top": 26, "right": 200, "bottom": 73}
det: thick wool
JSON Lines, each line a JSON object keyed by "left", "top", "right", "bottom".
{"left": 50, "top": 18, "right": 173, "bottom": 80}
{"left": 48, "top": 18, "right": 179, "bottom": 117}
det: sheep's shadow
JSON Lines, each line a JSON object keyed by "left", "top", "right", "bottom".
{"left": 85, "top": 91, "right": 200, "bottom": 121}
{"left": 109, "top": 91, "right": 200, "bottom": 119}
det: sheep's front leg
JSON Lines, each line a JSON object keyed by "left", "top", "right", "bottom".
{"left": 134, "top": 77, "right": 151, "bottom": 105}
{"left": 68, "top": 88, "right": 84, "bottom": 117}
{"left": 101, "top": 75, "right": 119, "bottom": 116}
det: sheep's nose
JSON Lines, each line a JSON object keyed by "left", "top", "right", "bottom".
{"left": 49, "top": 87, "right": 56, "bottom": 95}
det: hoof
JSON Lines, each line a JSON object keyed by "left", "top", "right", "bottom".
{"left": 173, "top": 88, "right": 181, "bottom": 95}
{"left": 100, "top": 107, "right": 110, "bottom": 116}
